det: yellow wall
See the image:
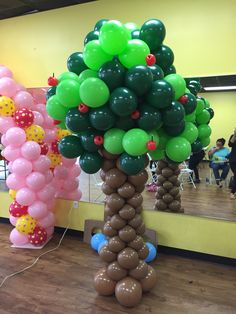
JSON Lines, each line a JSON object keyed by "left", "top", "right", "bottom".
{"left": 0, "top": 0, "right": 236, "bottom": 86}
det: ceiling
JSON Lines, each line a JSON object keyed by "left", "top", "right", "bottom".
{"left": 0, "top": 0, "right": 96, "bottom": 20}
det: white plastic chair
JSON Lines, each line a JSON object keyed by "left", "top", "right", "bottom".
{"left": 179, "top": 161, "right": 196, "bottom": 190}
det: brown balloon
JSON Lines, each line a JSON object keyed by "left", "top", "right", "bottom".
{"left": 105, "top": 168, "right": 127, "bottom": 189}
{"left": 100, "top": 169, "right": 106, "bottom": 181}
{"left": 175, "top": 193, "right": 181, "bottom": 200}
{"left": 107, "top": 261, "right": 128, "bottom": 281}
{"left": 119, "top": 204, "right": 136, "bottom": 220}
{"left": 169, "top": 200, "right": 181, "bottom": 212}
{"left": 140, "top": 265, "right": 157, "bottom": 292}
{"left": 99, "top": 244, "right": 117, "bottom": 263}
{"left": 129, "top": 214, "right": 142, "bottom": 229}
{"left": 103, "top": 221, "right": 118, "bottom": 237}
{"left": 108, "top": 236, "right": 126, "bottom": 253}
{"left": 135, "top": 222, "right": 146, "bottom": 236}
{"left": 158, "top": 160, "right": 168, "bottom": 169}
{"left": 175, "top": 168, "right": 181, "bottom": 175}
{"left": 169, "top": 163, "right": 179, "bottom": 171}
{"left": 156, "top": 168, "right": 162, "bottom": 175}
{"left": 127, "top": 193, "right": 143, "bottom": 208}
{"left": 137, "top": 243, "right": 149, "bottom": 260}
{"left": 101, "top": 159, "right": 116, "bottom": 171}
{"left": 117, "top": 247, "right": 139, "bottom": 269}
{"left": 135, "top": 206, "right": 143, "bottom": 214}
{"left": 169, "top": 186, "right": 179, "bottom": 196}
{"left": 106, "top": 193, "right": 125, "bottom": 212}
{"left": 155, "top": 199, "right": 167, "bottom": 211}
{"left": 117, "top": 182, "right": 135, "bottom": 199}
{"left": 115, "top": 277, "right": 142, "bottom": 307}
{"left": 104, "top": 205, "right": 116, "bottom": 219}
{"left": 100, "top": 149, "right": 120, "bottom": 160}
{"left": 155, "top": 193, "right": 162, "bottom": 200}
{"left": 162, "top": 167, "right": 173, "bottom": 178}
{"left": 157, "top": 175, "right": 166, "bottom": 184}
{"left": 128, "top": 235, "right": 144, "bottom": 251}
{"left": 128, "top": 170, "right": 148, "bottom": 187}
{"left": 162, "top": 193, "right": 174, "bottom": 204}
{"left": 156, "top": 186, "right": 166, "bottom": 196}
{"left": 163, "top": 181, "right": 173, "bottom": 190}
{"left": 110, "top": 214, "right": 126, "bottom": 230}
{"left": 129, "top": 260, "right": 148, "bottom": 280}
{"left": 102, "top": 182, "right": 116, "bottom": 195}
{"left": 94, "top": 268, "right": 116, "bottom": 296}
{"left": 119, "top": 225, "right": 136, "bottom": 242}
{"left": 168, "top": 175, "right": 178, "bottom": 184}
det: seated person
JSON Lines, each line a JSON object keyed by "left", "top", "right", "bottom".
{"left": 208, "top": 138, "right": 230, "bottom": 187}
{"left": 188, "top": 149, "right": 205, "bottom": 183}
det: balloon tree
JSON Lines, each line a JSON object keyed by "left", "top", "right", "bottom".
{"left": 45, "top": 18, "right": 213, "bottom": 306}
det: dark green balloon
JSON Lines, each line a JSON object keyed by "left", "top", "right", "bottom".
{"left": 79, "top": 152, "right": 103, "bottom": 174}
{"left": 187, "top": 84, "right": 198, "bottom": 96}
{"left": 119, "top": 153, "right": 146, "bottom": 175}
{"left": 46, "top": 86, "right": 56, "bottom": 100}
{"left": 94, "top": 19, "right": 109, "bottom": 31}
{"left": 164, "top": 65, "right": 176, "bottom": 76}
{"left": 183, "top": 93, "right": 197, "bottom": 114}
{"left": 146, "top": 80, "right": 174, "bottom": 109}
{"left": 89, "top": 105, "right": 115, "bottom": 131}
{"left": 189, "top": 79, "right": 201, "bottom": 93}
{"left": 191, "top": 139, "right": 203, "bottom": 153}
{"left": 137, "top": 104, "right": 162, "bottom": 130}
{"left": 84, "top": 30, "right": 99, "bottom": 45}
{"left": 67, "top": 52, "right": 88, "bottom": 76}
{"left": 110, "top": 87, "right": 137, "bottom": 116}
{"left": 125, "top": 65, "right": 153, "bottom": 96}
{"left": 206, "top": 107, "right": 214, "bottom": 119}
{"left": 148, "top": 64, "right": 164, "bottom": 81}
{"left": 80, "top": 129, "right": 102, "bottom": 152}
{"left": 131, "top": 29, "right": 140, "bottom": 39}
{"left": 115, "top": 116, "right": 135, "bottom": 130}
{"left": 98, "top": 60, "right": 126, "bottom": 91}
{"left": 140, "top": 19, "right": 166, "bottom": 51}
{"left": 164, "top": 120, "right": 185, "bottom": 136}
{"left": 154, "top": 45, "right": 174, "bottom": 70}
{"left": 162, "top": 101, "right": 185, "bottom": 126}
{"left": 59, "top": 135, "right": 84, "bottom": 158}
{"left": 65, "top": 108, "right": 90, "bottom": 133}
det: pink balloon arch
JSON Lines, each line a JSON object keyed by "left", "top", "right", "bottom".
{"left": 0, "top": 65, "right": 82, "bottom": 248}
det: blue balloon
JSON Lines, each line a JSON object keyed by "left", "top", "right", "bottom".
{"left": 145, "top": 242, "right": 157, "bottom": 263}
{"left": 98, "top": 240, "right": 108, "bottom": 253}
{"left": 90, "top": 233, "right": 106, "bottom": 251}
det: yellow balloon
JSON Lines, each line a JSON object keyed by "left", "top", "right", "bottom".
{"left": 48, "top": 152, "right": 62, "bottom": 168}
{"left": 9, "top": 189, "right": 16, "bottom": 199}
{"left": 16, "top": 214, "right": 37, "bottom": 234}
{"left": 57, "top": 128, "right": 71, "bottom": 140}
{"left": 0, "top": 96, "right": 15, "bottom": 117}
{"left": 25, "top": 124, "right": 45, "bottom": 143}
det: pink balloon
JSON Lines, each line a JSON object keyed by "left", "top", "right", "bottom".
{"left": 28, "top": 200, "right": 48, "bottom": 219}
{"left": 10, "top": 228, "right": 29, "bottom": 245}
{"left": 44, "top": 170, "right": 53, "bottom": 183}
{"left": 43, "top": 116, "right": 54, "bottom": 128}
{"left": 54, "top": 165, "right": 68, "bottom": 179}
{"left": 46, "top": 226, "right": 54, "bottom": 237}
{"left": 6, "top": 173, "right": 26, "bottom": 190}
{"left": 38, "top": 212, "right": 55, "bottom": 228}
{"left": 32, "top": 111, "right": 44, "bottom": 126}
{"left": 55, "top": 190, "right": 67, "bottom": 199}
{"left": 1, "top": 134, "right": 9, "bottom": 146}
{"left": 5, "top": 127, "right": 26, "bottom": 147}
{"left": 13, "top": 91, "right": 33, "bottom": 110}
{"left": 15, "top": 83, "right": 26, "bottom": 93}
{"left": 31, "top": 89, "right": 46, "bottom": 104}
{"left": 21, "top": 141, "right": 41, "bottom": 161}
{"left": 0, "top": 77, "right": 17, "bottom": 97}
{"left": 26, "top": 172, "right": 46, "bottom": 191}
{"left": 37, "top": 185, "right": 55, "bottom": 202}
{"left": 67, "top": 189, "right": 82, "bottom": 201}
{"left": 3, "top": 146, "right": 21, "bottom": 161}
{"left": 51, "top": 178, "right": 63, "bottom": 189}
{"left": 43, "top": 129, "right": 56, "bottom": 143}
{"left": 63, "top": 179, "right": 79, "bottom": 192}
{"left": 0, "top": 117, "right": 15, "bottom": 133}
{"left": 16, "top": 187, "right": 36, "bottom": 206}
{"left": 8, "top": 161, "right": 13, "bottom": 172}
{"left": 9, "top": 215, "right": 18, "bottom": 226}
{"left": 46, "top": 199, "right": 55, "bottom": 211}
{"left": 34, "top": 103, "right": 46, "bottom": 115}
{"left": 62, "top": 157, "right": 77, "bottom": 167}
{"left": 0, "top": 65, "right": 13, "bottom": 78}
{"left": 32, "top": 155, "right": 51, "bottom": 172}
{"left": 12, "top": 158, "right": 32, "bottom": 177}
{"left": 68, "top": 164, "right": 81, "bottom": 177}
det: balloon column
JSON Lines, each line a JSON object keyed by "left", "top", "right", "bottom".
{"left": 45, "top": 18, "right": 213, "bottom": 306}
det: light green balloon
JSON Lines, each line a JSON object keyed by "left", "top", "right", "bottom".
{"left": 198, "top": 124, "right": 212, "bottom": 139}
{"left": 147, "top": 130, "right": 160, "bottom": 146}
{"left": 124, "top": 22, "right": 139, "bottom": 34}
{"left": 179, "top": 122, "right": 198, "bottom": 144}
{"left": 204, "top": 99, "right": 210, "bottom": 108}
{"left": 122, "top": 128, "right": 149, "bottom": 156}
{"left": 196, "top": 98, "right": 205, "bottom": 115}
{"left": 80, "top": 77, "right": 110, "bottom": 108}
{"left": 166, "top": 137, "right": 191, "bottom": 162}
{"left": 57, "top": 121, "right": 67, "bottom": 129}
{"left": 200, "top": 136, "right": 211, "bottom": 147}
{"left": 185, "top": 88, "right": 190, "bottom": 93}
{"left": 104, "top": 128, "right": 125, "bottom": 154}
{"left": 83, "top": 40, "right": 113, "bottom": 71}
{"left": 46, "top": 95, "right": 68, "bottom": 121}
{"left": 148, "top": 149, "right": 165, "bottom": 161}
{"left": 100, "top": 20, "right": 129, "bottom": 55}
{"left": 164, "top": 74, "right": 186, "bottom": 100}
{"left": 56, "top": 79, "right": 81, "bottom": 108}
{"left": 156, "top": 128, "right": 170, "bottom": 150}
{"left": 185, "top": 111, "right": 196, "bottom": 122}
{"left": 58, "top": 72, "right": 80, "bottom": 83}
{"left": 78, "top": 69, "right": 98, "bottom": 84}
{"left": 196, "top": 109, "right": 210, "bottom": 124}
{"left": 118, "top": 39, "right": 150, "bottom": 68}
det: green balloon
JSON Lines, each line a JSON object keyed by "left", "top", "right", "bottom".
{"left": 146, "top": 80, "right": 174, "bottom": 109}
{"left": 188, "top": 84, "right": 198, "bottom": 96}
{"left": 179, "top": 122, "right": 198, "bottom": 144}
{"left": 149, "top": 64, "right": 164, "bottom": 81}
{"left": 165, "top": 74, "right": 186, "bottom": 100}
{"left": 200, "top": 136, "right": 211, "bottom": 148}
{"left": 148, "top": 129, "right": 160, "bottom": 146}
{"left": 79, "top": 152, "right": 102, "bottom": 174}
{"left": 46, "top": 86, "right": 56, "bottom": 100}
{"left": 83, "top": 40, "right": 113, "bottom": 71}
{"left": 65, "top": 108, "right": 90, "bottom": 133}
{"left": 195, "top": 97, "right": 205, "bottom": 115}
{"left": 206, "top": 107, "right": 214, "bottom": 119}
{"left": 100, "top": 20, "right": 129, "bottom": 55}
{"left": 166, "top": 137, "right": 191, "bottom": 162}
{"left": 57, "top": 121, "right": 66, "bottom": 129}
{"left": 131, "top": 29, "right": 140, "bottom": 39}
{"left": 204, "top": 99, "right": 210, "bottom": 108}
{"left": 196, "top": 109, "right": 211, "bottom": 124}
{"left": 80, "top": 77, "right": 110, "bottom": 108}
{"left": 182, "top": 93, "right": 197, "bottom": 114}
{"left": 164, "top": 65, "right": 176, "bottom": 76}
{"left": 185, "top": 111, "right": 196, "bottom": 122}
{"left": 56, "top": 79, "right": 81, "bottom": 108}
{"left": 78, "top": 69, "right": 98, "bottom": 84}
{"left": 115, "top": 116, "right": 135, "bottom": 130}
{"left": 162, "top": 101, "right": 185, "bottom": 126}
{"left": 104, "top": 128, "right": 125, "bottom": 154}
{"left": 188, "top": 79, "right": 201, "bottom": 93}
{"left": 125, "top": 65, "right": 153, "bottom": 96}
{"left": 98, "top": 60, "right": 126, "bottom": 91}
{"left": 67, "top": 52, "right": 88, "bottom": 76}
{"left": 58, "top": 72, "right": 80, "bottom": 83}
{"left": 124, "top": 22, "right": 139, "bottom": 34}
{"left": 154, "top": 45, "right": 174, "bottom": 70}
{"left": 119, "top": 39, "right": 150, "bottom": 68}
{"left": 119, "top": 153, "right": 146, "bottom": 175}
{"left": 122, "top": 128, "right": 149, "bottom": 156}
{"left": 94, "top": 19, "right": 108, "bottom": 31}
{"left": 59, "top": 135, "right": 84, "bottom": 158}
{"left": 198, "top": 124, "right": 212, "bottom": 139}
{"left": 89, "top": 105, "right": 115, "bottom": 131}
{"left": 80, "top": 129, "right": 101, "bottom": 152}
{"left": 140, "top": 19, "right": 166, "bottom": 51}
{"left": 84, "top": 30, "right": 99, "bottom": 45}
{"left": 157, "top": 129, "right": 171, "bottom": 150}
{"left": 191, "top": 139, "right": 203, "bottom": 153}
{"left": 164, "top": 120, "right": 185, "bottom": 136}
{"left": 46, "top": 95, "right": 68, "bottom": 121}
{"left": 109, "top": 87, "right": 137, "bottom": 116}
{"left": 148, "top": 149, "right": 165, "bottom": 161}
{"left": 137, "top": 105, "right": 162, "bottom": 130}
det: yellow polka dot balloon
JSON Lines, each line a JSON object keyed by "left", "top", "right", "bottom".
{"left": 48, "top": 152, "right": 62, "bottom": 168}
{"left": 25, "top": 124, "right": 45, "bottom": 143}
{"left": 16, "top": 214, "right": 37, "bottom": 235}
{"left": 0, "top": 96, "right": 15, "bottom": 117}
{"left": 57, "top": 128, "right": 71, "bottom": 140}
{"left": 9, "top": 189, "right": 16, "bottom": 199}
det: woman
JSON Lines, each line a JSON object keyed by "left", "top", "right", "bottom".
{"left": 208, "top": 138, "right": 230, "bottom": 187}
{"left": 228, "top": 129, "right": 236, "bottom": 199}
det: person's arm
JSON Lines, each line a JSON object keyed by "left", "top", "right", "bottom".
{"left": 228, "top": 133, "right": 236, "bottom": 147}
{"left": 208, "top": 147, "right": 217, "bottom": 158}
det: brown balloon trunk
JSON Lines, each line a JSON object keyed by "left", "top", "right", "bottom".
{"left": 94, "top": 150, "right": 157, "bottom": 307}
{"left": 154, "top": 159, "right": 183, "bottom": 213}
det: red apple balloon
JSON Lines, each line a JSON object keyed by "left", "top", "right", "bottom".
{"left": 147, "top": 140, "right": 157, "bottom": 151}
{"left": 94, "top": 135, "right": 103, "bottom": 145}
{"left": 51, "top": 140, "right": 59, "bottom": 154}
{"left": 14, "top": 108, "right": 34, "bottom": 128}
{"left": 146, "top": 54, "right": 156, "bottom": 66}
{"left": 178, "top": 95, "right": 188, "bottom": 104}
{"left": 9, "top": 200, "right": 28, "bottom": 217}
{"left": 131, "top": 110, "right": 140, "bottom": 120}
{"left": 48, "top": 75, "right": 58, "bottom": 87}
{"left": 29, "top": 226, "right": 47, "bottom": 246}
{"left": 79, "top": 103, "right": 89, "bottom": 113}
{"left": 40, "top": 142, "right": 49, "bottom": 155}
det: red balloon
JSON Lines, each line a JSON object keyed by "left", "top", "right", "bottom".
{"left": 39, "top": 142, "right": 49, "bottom": 155}
{"left": 28, "top": 226, "right": 47, "bottom": 246}
{"left": 9, "top": 200, "right": 28, "bottom": 217}
{"left": 51, "top": 140, "right": 59, "bottom": 154}
{"left": 14, "top": 108, "right": 34, "bottom": 128}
